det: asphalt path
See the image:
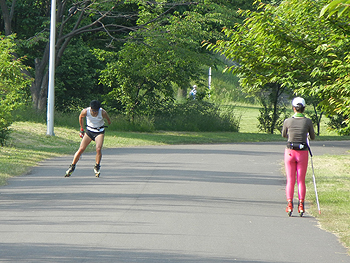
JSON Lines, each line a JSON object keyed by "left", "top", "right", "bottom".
{"left": 1, "top": 141, "right": 350, "bottom": 263}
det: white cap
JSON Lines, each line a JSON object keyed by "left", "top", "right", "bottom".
{"left": 193, "top": 85, "right": 197, "bottom": 88}
{"left": 292, "top": 97, "right": 306, "bottom": 107}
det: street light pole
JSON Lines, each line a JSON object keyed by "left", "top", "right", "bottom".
{"left": 47, "top": 0, "right": 56, "bottom": 136}
{"left": 208, "top": 67, "right": 211, "bottom": 98}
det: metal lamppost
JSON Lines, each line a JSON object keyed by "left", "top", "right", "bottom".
{"left": 47, "top": 0, "right": 56, "bottom": 136}
{"left": 208, "top": 67, "right": 211, "bottom": 98}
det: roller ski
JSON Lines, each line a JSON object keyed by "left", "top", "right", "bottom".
{"left": 286, "top": 200, "right": 293, "bottom": 217}
{"left": 94, "top": 163, "right": 101, "bottom": 177}
{"left": 65, "top": 164, "right": 75, "bottom": 177}
{"left": 298, "top": 200, "right": 304, "bottom": 217}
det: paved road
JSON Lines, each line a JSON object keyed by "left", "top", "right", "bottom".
{"left": 0, "top": 141, "right": 349, "bottom": 263}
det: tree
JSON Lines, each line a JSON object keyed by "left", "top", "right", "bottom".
{"left": 99, "top": 0, "right": 244, "bottom": 118}
{"left": 54, "top": 38, "right": 107, "bottom": 111}
{"left": 256, "top": 83, "right": 288, "bottom": 134}
{"left": 0, "top": 0, "right": 198, "bottom": 110}
{"left": 99, "top": 26, "right": 213, "bottom": 118}
{"left": 0, "top": 34, "right": 31, "bottom": 145}
{"left": 318, "top": 0, "right": 350, "bottom": 134}
{"left": 0, "top": 0, "right": 277, "bottom": 114}
{"left": 205, "top": 0, "right": 350, "bottom": 133}
{"left": 320, "top": 0, "right": 350, "bottom": 19}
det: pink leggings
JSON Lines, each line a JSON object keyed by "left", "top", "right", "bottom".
{"left": 284, "top": 149, "right": 309, "bottom": 200}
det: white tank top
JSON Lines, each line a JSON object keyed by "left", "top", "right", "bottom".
{"left": 86, "top": 107, "right": 105, "bottom": 132}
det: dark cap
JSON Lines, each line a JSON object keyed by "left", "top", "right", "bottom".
{"left": 90, "top": 100, "right": 101, "bottom": 110}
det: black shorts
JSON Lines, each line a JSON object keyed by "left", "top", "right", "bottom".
{"left": 86, "top": 129, "right": 105, "bottom": 141}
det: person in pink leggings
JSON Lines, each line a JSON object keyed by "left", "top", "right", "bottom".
{"left": 282, "top": 97, "right": 315, "bottom": 216}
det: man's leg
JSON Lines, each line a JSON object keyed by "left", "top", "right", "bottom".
{"left": 65, "top": 135, "right": 92, "bottom": 177}
{"left": 94, "top": 133, "right": 105, "bottom": 165}
{"left": 72, "top": 134, "right": 93, "bottom": 164}
{"left": 93, "top": 133, "right": 105, "bottom": 177}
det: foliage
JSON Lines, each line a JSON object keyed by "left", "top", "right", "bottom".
{"left": 318, "top": 0, "right": 350, "bottom": 133}
{"left": 99, "top": 0, "right": 241, "bottom": 118}
{"left": 0, "top": 35, "right": 31, "bottom": 145}
{"left": 257, "top": 100, "right": 287, "bottom": 134}
{"left": 54, "top": 39, "right": 108, "bottom": 112}
{"left": 0, "top": 107, "right": 11, "bottom": 146}
{"left": 258, "top": 83, "right": 289, "bottom": 134}
{"left": 108, "top": 114, "right": 155, "bottom": 132}
{"left": 208, "top": 63, "right": 256, "bottom": 105}
{"left": 1, "top": 0, "right": 286, "bottom": 132}
{"left": 3, "top": 0, "right": 174, "bottom": 109}
{"left": 100, "top": 41, "right": 180, "bottom": 118}
{"left": 1, "top": 0, "right": 264, "bottom": 119}
{"left": 205, "top": 0, "right": 350, "bottom": 134}
{"left": 327, "top": 114, "right": 350, "bottom": 135}
{"left": 320, "top": 0, "right": 350, "bottom": 19}
{"left": 303, "top": 95, "right": 325, "bottom": 136}
{"left": 153, "top": 100, "right": 240, "bottom": 132}
{"left": 11, "top": 100, "right": 240, "bottom": 133}
{"left": 0, "top": 0, "right": 245, "bottom": 111}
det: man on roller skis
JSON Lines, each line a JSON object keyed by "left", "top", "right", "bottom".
{"left": 65, "top": 100, "right": 111, "bottom": 177}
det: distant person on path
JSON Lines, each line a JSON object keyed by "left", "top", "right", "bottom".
{"left": 65, "top": 100, "right": 111, "bottom": 178}
{"left": 282, "top": 97, "right": 315, "bottom": 217}
{"left": 189, "top": 85, "right": 197, "bottom": 99}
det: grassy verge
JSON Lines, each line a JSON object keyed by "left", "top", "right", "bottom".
{"left": 1, "top": 121, "right": 286, "bottom": 186}
{"left": 305, "top": 155, "right": 350, "bottom": 252}
{"left": 2, "top": 120, "right": 345, "bottom": 186}
{"left": 0, "top": 122, "right": 83, "bottom": 185}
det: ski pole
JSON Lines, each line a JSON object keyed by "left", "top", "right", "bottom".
{"left": 307, "top": 139, "right": 321, "bottom": 214}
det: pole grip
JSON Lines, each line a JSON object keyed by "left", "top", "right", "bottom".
{"left": 306, "top": 135, "right": 313, "bottom": 157}
{"left": 307, "top": 145, "right": 313, "bottom": 157}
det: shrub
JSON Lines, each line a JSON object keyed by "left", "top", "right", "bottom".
{"left": 0, "top": 35, "right": 31, "bottom": 145}
{"left": 11, "top": 101, "right": 240, "bottom": 133}
{"left": 108, "top": 115, "right": 155, "bottom": 132}
{"left": 153, "top": 100, "right": 240, "bottom": 132}
{"left": 257, "top": 103, "right": 288, "bottom": 134}
{"left": 327, "top": 114, "right": 350, "bottom": 135}
{"left": 0, "top": 105, "right": 12, "bottom": 146}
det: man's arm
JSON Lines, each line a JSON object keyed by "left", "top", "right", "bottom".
{"left": 102, "top": 109, "right": 112, "bottom": 125}
{"left": 79, "top": 109, "right": 87, "bottom": 130}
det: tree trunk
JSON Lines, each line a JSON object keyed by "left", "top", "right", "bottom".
{"left": 269, "top": 83, "right": 285, "bottom": 134}
{"left": 177, "top": 88, "right": 188, "bottom": 99}
{"left": 0, "top": 0, "right": 15, "bottom": 36}
{"left": 30, "top": 41, "right": 50, "bottom": 110}
{"left": 270, "top": 84, "right": 279, "bottom": 134}
{"left": 28, "top": 1, "right": 71, "bottom": 111}
{"left": 312, "top": 104, "right": 323, "bottom": 136}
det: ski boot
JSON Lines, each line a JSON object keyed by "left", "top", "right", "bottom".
{"left": 94, "top": 163, "right": 101, "bottom": 177}
{"left": 298, "top": 200, "right": 304, "bottom": 217}
{"left": 65, "top": 164, "right": 76, "bottom": 177}
{"left": 286, "top": 199, "right": 293, "bottom": 217}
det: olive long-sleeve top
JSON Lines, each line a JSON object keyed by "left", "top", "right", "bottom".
{"left": 282, "top": 117, "right": 316, "bottom": 143}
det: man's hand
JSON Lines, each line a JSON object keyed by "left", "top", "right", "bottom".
{"left": 79, "top": 128, "right": 85, "bottom": 138}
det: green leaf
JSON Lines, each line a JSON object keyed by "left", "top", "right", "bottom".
{"left": 320, "top": 3, "right": 330, "bottom": 18}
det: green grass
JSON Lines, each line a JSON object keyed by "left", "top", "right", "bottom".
{"left": 236, "top": 102, "right": 340, "bottom": 135}
{"left": 305, "top": 155, "right": 350, "bottom": 252}
{"left": 0, "top": 121, "right": 288, "bottom": 186}
{"left": 0, "top": 122, "right": 85, "bottom": 185}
